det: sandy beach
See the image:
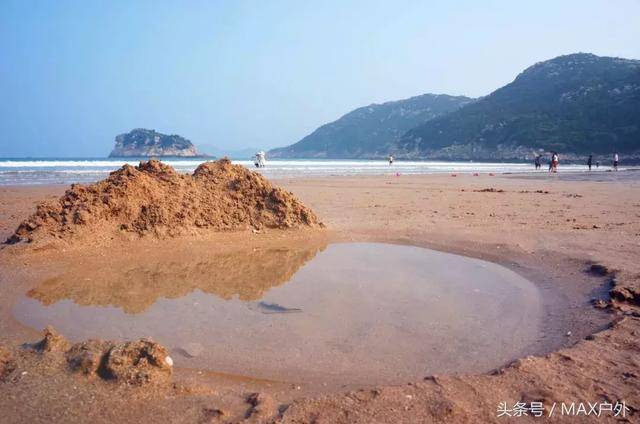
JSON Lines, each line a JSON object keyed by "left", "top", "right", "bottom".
{"left": 3, "top": 1, "right": 639, "bottom": 421}
{"left": 0, "top": 170, "right": 639, "bottom": 423}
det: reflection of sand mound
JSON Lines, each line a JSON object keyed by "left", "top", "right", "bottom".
{"left": 27, "top": 244, "right": 325, "bottom": 314}
{"left": 8, "top": 158, "right": 322, "bottom": 244}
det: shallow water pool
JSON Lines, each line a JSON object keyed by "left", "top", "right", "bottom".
{"left": 14, "top": 243, "right": 543, "bottom": 385}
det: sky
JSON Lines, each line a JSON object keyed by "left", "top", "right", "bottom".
{"left": 1, "top": 0, "right": 639, "bottom": 157}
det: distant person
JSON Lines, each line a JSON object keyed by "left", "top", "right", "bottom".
{"left": 551, "top": 152, "right": 560, "bottom": 173}
{"left": 596, "top": 161, "right": 600, "bottom": 169}
{"left": 534, "top": 155, "right": 541, "bottom": 170}
{"left": 388, "top": 154, "right": 394, "bottom": 165}
{"left": 587, "top": 154, "right": 593, "bottom": 171}
{"left": 613, "top": 152, "right": 619, "bottom": 171}
{"left": 255, "top": 151, "right": 266, "bottom": 168}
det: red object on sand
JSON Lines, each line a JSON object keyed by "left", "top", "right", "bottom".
{"left": 451, "top": 173, "right": 457, "bottom": 177}
{"left": 489, "top": 173, "right": 495, "bottom": 176}
{"left": 396, "top": 172, "right": 401, "bottom": 177}
{"left": 473, "top": 173, "right": 479, "bottom": 176}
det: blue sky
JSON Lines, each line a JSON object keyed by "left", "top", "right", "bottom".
{"left": 1, "top": 0, "right": 639, "bottom": 157}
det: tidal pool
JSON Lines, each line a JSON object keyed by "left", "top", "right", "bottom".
{"left": 13, "top": 243, "right": 543, "bottom": 385}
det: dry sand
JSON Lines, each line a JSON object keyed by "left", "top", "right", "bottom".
{"left": 8, "top": 159, "right": 321, "bottom": 244}
{"left": 0, "top": 170, "right": 639, "bottom": 423}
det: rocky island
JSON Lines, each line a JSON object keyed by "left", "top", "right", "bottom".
{"left": 109, "top": 128, "right": 201, "bottom": 157}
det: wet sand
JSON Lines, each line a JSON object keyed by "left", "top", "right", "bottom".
{"left": 1, "top": 171, "right": 639, "bottom": 422}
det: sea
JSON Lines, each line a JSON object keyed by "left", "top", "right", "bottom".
{"left": 0, "top": 158, "right": 622, "bottom": 186}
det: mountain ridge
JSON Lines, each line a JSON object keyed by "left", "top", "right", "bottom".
{"left": 396, "top": 53, "right": 640, "bottom": 160}
{"left": 269, "top": 93, "right": 474, "bottom": 158}
{"left": 271, "top": 53, "right": 640, "bottom": 161}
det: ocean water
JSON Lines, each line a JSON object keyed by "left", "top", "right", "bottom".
{"left": 0, "top": 158, "right": 618, "bottom": 186}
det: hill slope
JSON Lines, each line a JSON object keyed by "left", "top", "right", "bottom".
{"left": 269, "top": 94, "right": 473, "bottom": 158}
{"left": 397, "top": 53, "right": 640, "bottom": 160}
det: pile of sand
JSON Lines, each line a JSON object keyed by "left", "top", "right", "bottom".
{"left": 19, "top": 326, "right": 173, "bottom": 386}
{"left": 7, "top": 159, "right": 322, "bottom": 243}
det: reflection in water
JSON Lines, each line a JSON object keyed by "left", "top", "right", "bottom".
{"left": 27, "top": 244, "right": 326, "bottom": 314}
{"left": 15, "top": 243, "right": 544, "bottom": 385}
{"left": 248, "top": 301, "right": 303, "bottom": 314}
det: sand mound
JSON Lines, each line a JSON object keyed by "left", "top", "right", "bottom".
{"left": 66, "top": 339, "right": 114, "bottom": 376}
{"left": 7, "top": 159, "right": 322, "bottom": 243}
{"left": 25, "top": 327, "right": 173, "bottom": 386}
{"left": 31, "top": 325, "right": 71, "bottom": 353}
{"left": 103, "top": 339, "right": 173, "bottom": 385}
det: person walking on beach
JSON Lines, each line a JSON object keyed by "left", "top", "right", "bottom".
{"left": 548, "top": 152, "right": 558, "bottom": 173}
{"left": 388, "top": 154, "right": 394, "bottom": 165}
{"left": 254, "top": 151, "right": 266, "bottom": 168}
{"left": 534, "top": 155, "right": 541, "bottom": 170}
{"left": 587, "top": 154, "right": 593, "bottom": 171}
{"left": 613, "top": 153, "right": 619, "bottom": 171}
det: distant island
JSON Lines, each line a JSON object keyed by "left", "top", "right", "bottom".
{"left": 109, "top": 129, "right": 205, "bottom": 158}
{"left": 270, "top": 53, "right": 640, "bottom": 162}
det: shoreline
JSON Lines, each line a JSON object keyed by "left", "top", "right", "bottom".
{"left": 2, "top": 159, "right": 639, "bottom": 188}
{"left": 1, "top": 165, "right": 639, "bottom": 186}
{"left": 1, "top": 172, "right": 639, "bottom": 422}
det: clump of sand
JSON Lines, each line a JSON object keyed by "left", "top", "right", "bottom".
{"left": 102, "top": 339, "right": 173, "bottom": 385}
{"left": 0, "top": 346, "right": 15, "bottom": 382}
{"left": 31, "top": 325, "right": 70, "bottom": 353}
{"left": 7, "top": 159, "right": 322, "bottom": 244}
{"left": 23, "top": 327, "right": 173, "bottom": 386}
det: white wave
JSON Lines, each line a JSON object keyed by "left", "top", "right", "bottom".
{"left": 0, "top": 159, "right": 210, "bottom": 168}
{"left": 0, "top": 158, "right": 622, "bottom": 186}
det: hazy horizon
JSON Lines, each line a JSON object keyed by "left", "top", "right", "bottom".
{"left": 2, "top": 0, "right": 639, "bottom": 158}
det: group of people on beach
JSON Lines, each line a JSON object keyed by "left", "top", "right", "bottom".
{"left": 534, "top": 153, "right": 558, "bottom": 171}
{"left": 584, "top": 153, "right": 619, "bottom": 171}
{"left": 534, "top": 152, "right": 619, "bottom": 172}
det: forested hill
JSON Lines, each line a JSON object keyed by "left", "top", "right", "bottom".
{"left": 396, "top": 53, "right": 640, "bottom": 160}
{"left": 269, "top": 94, "right": 473, "bottom": 158}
